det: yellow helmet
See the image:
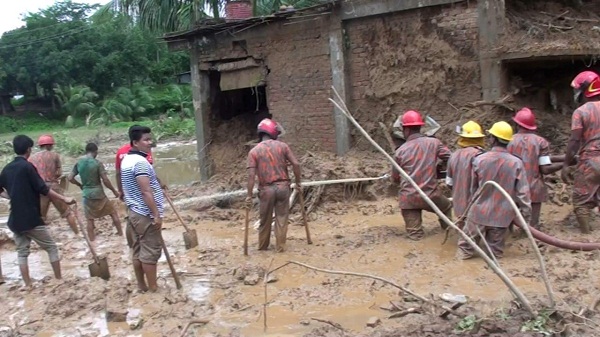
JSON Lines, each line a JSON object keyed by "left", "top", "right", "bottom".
{"left": 460, "top": 121, "right": 485, "bottom": 138}
{"left": 487, "top": 121, "right": 513, "bottom": 142}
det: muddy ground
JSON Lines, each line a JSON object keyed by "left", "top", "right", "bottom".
{"left": 0, "top": 140, "right": 599, "bottom": 336}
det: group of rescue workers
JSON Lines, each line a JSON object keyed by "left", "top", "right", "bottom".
{"left": 0, "top": 70, "right": 599, "bottom": 289}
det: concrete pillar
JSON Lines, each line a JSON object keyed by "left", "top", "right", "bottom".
{"left": 478, "top": 0, "right": 506, "bottom": 101}
{"left": 190, "top": 41, "right": 211, "bottom": 182}
{"left": 329, "top": 16, "right": 351, "bottom": 156}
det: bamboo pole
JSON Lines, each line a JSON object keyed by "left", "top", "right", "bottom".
{"left": 328, "top": 86, "right": 537, "bottom": 316}
{"left": 463, "top": 181, "right": 555, "bottom": 307}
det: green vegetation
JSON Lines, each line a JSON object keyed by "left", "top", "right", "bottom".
{"left": 521, "top": 311, "right": 555, "bottom": 336}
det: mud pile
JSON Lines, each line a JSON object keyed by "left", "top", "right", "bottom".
{"left": 503, "top": 0, "right": 600, "bottom": 55}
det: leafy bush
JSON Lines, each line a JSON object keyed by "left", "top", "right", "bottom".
{"left": 0, "top": 116, "right": 23, "bottom": 133}
{"left": 52, "top": 131, "right": 86, "bottom": 157}
{"left": 151, "top": 84, "right": 193, "bottom": 118}
{"left": 149, "top": 117, "right": 195, "bottom": 141}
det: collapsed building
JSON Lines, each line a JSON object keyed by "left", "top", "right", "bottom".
{"left": 164, "top": 0, "right": 600, "bottom": 181}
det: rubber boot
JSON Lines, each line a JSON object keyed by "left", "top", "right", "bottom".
{"left": 574, "top": 207, "right": 592, "bottom": 234}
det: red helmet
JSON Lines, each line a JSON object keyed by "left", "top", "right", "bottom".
{"left": 571, "top": 71, "right": 599, "bottom": 90}
{"left": 257, "top": 118, "right": 279, "bottom": 138}
{"left": 401, "top": 110, "right": 425, "bottom": 127}
{"left": 512, "top": 107, "right": 537, "bottom": 130}
{"left": 38, "top": 134, "right": 55, "bottom": 146}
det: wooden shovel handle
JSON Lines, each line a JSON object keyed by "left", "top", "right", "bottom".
{"left": 164, "top": 192, "right": 192, "bottom": 232}
{"left": 297, "top": 188, "right": 313, "bottom": 244}
{"left": 161, "top": 235, "right": 182, "bottom": 289}
{"left": 243, "top": 208, "right": 249, "bottom": 256}
{"left": 72, "top": 204, "right": 101, "bottom": 264}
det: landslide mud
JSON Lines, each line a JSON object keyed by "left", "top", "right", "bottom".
{"left": 1, "top": 188, "right": 600, "bottom": 336}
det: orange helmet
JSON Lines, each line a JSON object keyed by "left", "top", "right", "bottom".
{"left": 513, "top": 107, "right": 537, "bottom": 130}
{"left": 257, "top": 118, "right": 279, "bottom": 139}
{"left": 400, "top": 110, "right": 425, "bottom": 127}
{"left": 38, "top": 134, "right": 55, "bottom": 146}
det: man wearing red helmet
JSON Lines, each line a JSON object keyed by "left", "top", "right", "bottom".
{"left": 562, "top": 71, "right": 600, "bottom": 233}
{"left": 508, "top": 107, "right": 563, "bottom": 230}
{"left": 392, "top": 110, "right": 452, "bottom": 240}
{"left": 247, "top": 118, "right": 302, "bottom": 252}
{"left": 29, "top": 134, "right": 79, "bottom": 234}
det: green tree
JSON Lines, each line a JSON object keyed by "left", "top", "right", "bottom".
{"left": 54, "top": 84, "right": 99, "bottom": 118}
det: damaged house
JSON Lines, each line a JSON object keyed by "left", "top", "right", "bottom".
{"left": 164, "top": 0, "right": 600, "bottom": 181}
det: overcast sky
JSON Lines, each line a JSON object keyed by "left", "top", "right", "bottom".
{"left": 0, "top": 0, "right": 107, "bottom": 34}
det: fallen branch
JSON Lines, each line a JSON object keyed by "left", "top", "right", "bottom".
{"left": 388, "top": 308, "right": 421, "bottom": 319}
{"left": 310, "top": 317, "right": 346, "bottom": 331}
{"left": 329, "top": 86, "right": 537, "bottom": 316}
{"left": 267, "top": 260, "right": 466, "bottom": 318}
{"left": 540, "top": 11, "right": 600, "bottom": 23}
{"left": 464, "top": 95, "right": 514, "bottom": 111}
{"left": 578, "top": 294, "right": 600, "bottom": 316}
{"left": 179, "top": 319, "right": 210, "bottom": 337}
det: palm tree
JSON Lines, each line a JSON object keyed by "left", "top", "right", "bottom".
{"left": 54, "top": 85, "right": 99, "bottom": 118}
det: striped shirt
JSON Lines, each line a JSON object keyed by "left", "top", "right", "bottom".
{"left": 121, "top": 151, "right": 164, "bottom": 218}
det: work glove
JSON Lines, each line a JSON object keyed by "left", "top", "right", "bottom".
{"left": 244, "top": 196, "right": 253, "bottom": 210}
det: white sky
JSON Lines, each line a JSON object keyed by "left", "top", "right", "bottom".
{"left": 0, "top": 0, "right": 107, "bottom": 34}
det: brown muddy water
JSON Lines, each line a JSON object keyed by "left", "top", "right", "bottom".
{"left": 0, "top": 144, "right": 599, "bottom": 335}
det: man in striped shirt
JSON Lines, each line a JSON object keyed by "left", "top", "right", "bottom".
{"left": 121, "top": 126, "right": 164, "bottom": 292}
{"left": 457, "top": 121, "right": 531, "bottom": 260}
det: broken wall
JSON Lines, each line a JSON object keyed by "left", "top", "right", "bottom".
{"left": 344, "top": 1, "right": 481, "bottom": 148}
{"left": 197, "top": 17, "right": 336, "bottom": 153}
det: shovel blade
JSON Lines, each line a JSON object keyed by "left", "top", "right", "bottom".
{"left": 183, "top": 229, "right": 199, "bottom": 250}
{"left": 89, "top": 257, "right": 111, "bottom": 281}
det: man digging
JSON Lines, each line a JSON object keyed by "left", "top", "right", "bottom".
{"left": 457, "top": 122, "right": 532, "bottom": 260}
{"left": 68, "top": 143, "right": 122, "bottom": 241}
{"left": 392, "top": 110, "right": 452, "bottom": 240}
{"left": 29, "top": 134, "right": 79, "bottom": 234}
{"left": 121, "top": 126, "right": 164, "bottom": 292}
{"left": 246, "top": 118, "right": 302, "bottom": 253}
{"left": 0, "top": 135, "right": 76, "bottom": 287}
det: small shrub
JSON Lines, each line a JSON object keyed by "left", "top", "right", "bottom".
{"left": 52, "top": 131, "right": 86, "bottom": 157}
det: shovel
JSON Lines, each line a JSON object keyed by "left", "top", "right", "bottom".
{"left": 164, "top": 192, "right": 199, "bottom": 250}
{"left": 161, "top": 234, "right": 182, "bottom": 289}
{"left": 74, "top": 208, "right": 110, "bottom": 280}
{"left": 243, "top": 208, "right": 249, "bottom": 256}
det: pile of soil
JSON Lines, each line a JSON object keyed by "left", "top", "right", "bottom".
{"left": 503, "top": 0, "right": 600, "bottom": 54}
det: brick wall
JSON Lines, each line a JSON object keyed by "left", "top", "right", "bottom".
{"left": 344, "top": 1, "right": 481, "bottom": 148}
{"left": 199, "top": 16, "right": 336, "bottom": 152}
{"left": 225, "top": 0, "right": 253, "bottom": 21}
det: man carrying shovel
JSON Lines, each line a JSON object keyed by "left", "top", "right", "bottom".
{"left": 68, "top": 143, "right": 122, "bottom": 241}
{"left": 392, "top": 110, "right": 452, "bottom": 240}
{"left": 246, "top": 118, "right": 302, "bottom": 253}
{"left": 121, "top": 126, "right": 164, "bottom": 292}
{"left": 0, "top": 135, "right": 76, "bottom": 287}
